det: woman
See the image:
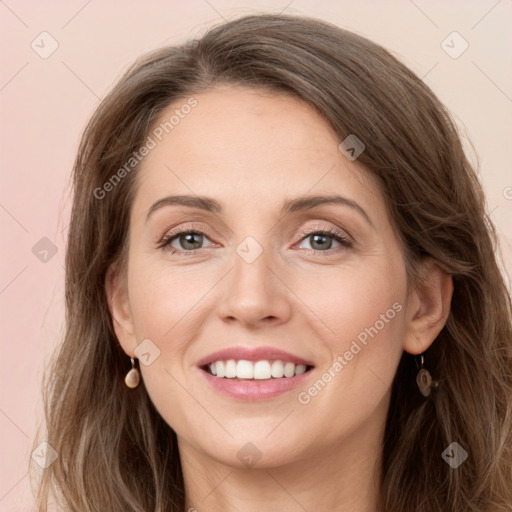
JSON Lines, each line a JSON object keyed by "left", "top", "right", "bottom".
{"left": 33, "top": 13, "right": 512, "bottom": 511}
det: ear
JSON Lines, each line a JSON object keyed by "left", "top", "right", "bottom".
{"left": 105, "top": 263, "right": 137, "bottom": 357}
{"left": 403, "top": 258, "right": 453, "bottom": 355}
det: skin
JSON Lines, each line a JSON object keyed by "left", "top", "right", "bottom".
{"left": 107, "top": 86, "right": 453, "bottom": 512}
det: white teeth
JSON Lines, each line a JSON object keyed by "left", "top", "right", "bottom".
{"left": 206, "top": 359, "right": 311, "bottom": 379}
{"left": 253, "top": 361, "right": 271, "bottom": 380}
{"left": 237, "top": 360, "right": 254, "bottom": 379}
{"left": 284, "top": 362, "right": 295, "bottom": 378}
{"left": 216, "top": 361, "right": 225, "bottom": 378}
{"left": 271, "top": 360, "right": 284, "bottom": 378}
{"left": 295, "top": 364, "right": 307, "bottom": 375}
{"left": 225, "top": 359, "right": 237, "bottom": 378}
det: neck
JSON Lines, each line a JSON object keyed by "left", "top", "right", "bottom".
{"left": 179, "top": 410, "right": 384, "bottom": 512}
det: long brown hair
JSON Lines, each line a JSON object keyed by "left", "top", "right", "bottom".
{"left": 32, "top": 14, "right": 512, "bottom": 511}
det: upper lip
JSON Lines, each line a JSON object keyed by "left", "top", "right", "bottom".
{"left": 197, "top": 345, "right": 315, "bottom": 368}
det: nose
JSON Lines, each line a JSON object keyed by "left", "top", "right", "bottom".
{"left": 216, "top": 239, "right": 292, "bottom": 328}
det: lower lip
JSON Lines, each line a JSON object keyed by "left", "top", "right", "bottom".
{"left": 199, "top": 367, "right": 314, "bottom": 400}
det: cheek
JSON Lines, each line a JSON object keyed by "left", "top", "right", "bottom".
{"left": 290, "top": 257, "right": 407, "bottom": 405}
{"left": 292, "top": 257, "right": 406, "bottom": 349}
{"left": 335, "top": 274, "right": 405, "bottom": 353}
{"left": 342, "top": 268, "right": 405, "bottom": 368}
{"left": 124, "top": 262, "right": 212, "bottom": 436}
{"left": 127, "top": 258, "right": 211, "bottom": 341}
{"left": 122, "top": 256, "right": 192, "bottom": 383}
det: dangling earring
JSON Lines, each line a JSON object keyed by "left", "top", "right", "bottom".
{"left": 416, "top": 354, "right": 438, "bottom": 397}
{"left": 125, "top": 357, "right": 140, "bottom": 389}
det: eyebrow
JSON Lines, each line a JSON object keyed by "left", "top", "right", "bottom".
{"left": 145, "top": 194, "right": 374, "bottom": 228}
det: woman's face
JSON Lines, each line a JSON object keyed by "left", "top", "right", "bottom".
{"left": 111, "top": 86, "right": 419, "bottom": 469}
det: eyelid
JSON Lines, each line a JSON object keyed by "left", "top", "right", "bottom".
{"left": 156, "top": 222, "right": 216, "bottom": 247}
{"left": 294, "top": 226, "right": 353, "bottom": 253}
{"left": 295, "top": 222, "right": 353, "bottom": 243}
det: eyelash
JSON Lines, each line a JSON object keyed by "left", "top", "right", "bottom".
{"left": 157, "top": 225, "right": 353, "bottom": 256}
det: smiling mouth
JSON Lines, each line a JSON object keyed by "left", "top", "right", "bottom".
{"left": 201, "top": 359, "right": 315, "bottom": 380}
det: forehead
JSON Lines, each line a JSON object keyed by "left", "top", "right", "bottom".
{"left": 132, "top": 86, "right": 382, "bottom": 220}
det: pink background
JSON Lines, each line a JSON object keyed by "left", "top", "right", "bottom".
{"left": 1, "top": 1, "right": 511, "bottom": 509}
